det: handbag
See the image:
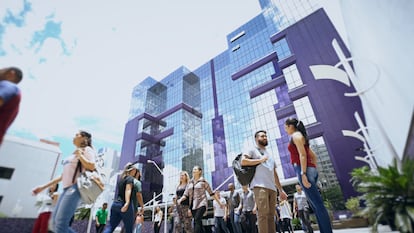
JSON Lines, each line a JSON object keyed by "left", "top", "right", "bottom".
{"left": 73, "top": 161, "right": 105, "bottom": 204}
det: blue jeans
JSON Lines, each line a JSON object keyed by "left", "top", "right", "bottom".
{"left": 134, "top": 223, "right": 142, "bottom": 233}
{"left": 215, "top": 216, "right": 230, "bottom": 233}
{"left": 294, "top": 165, "right": 333, "bottom": 233}
{"left": 52, "top": 184, "right": 81, "bottom": 233}
{"left": 103, "top": 201, "right": 135, "bottom": 233}
{"left": 230, "top": 210, "right": 242, "bottom": 233}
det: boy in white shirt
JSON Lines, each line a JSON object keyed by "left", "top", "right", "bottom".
{"left": 213, "top": 191, "right": 230, "bottom": 233}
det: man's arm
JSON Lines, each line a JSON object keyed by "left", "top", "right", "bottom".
{"left": 274, "top": 169, "right": 287, "bottom": 200}
{"left": 241, "top": 153, "right": 267, "bottom": 166}
{"left": 136, "top": 192, "right": 144, "bottom": 213}
{"left": 293, "top": 197, "right": 298, "bottom": 217}
{"left": 95, "top": 211, "right": 100, "bottom": 225}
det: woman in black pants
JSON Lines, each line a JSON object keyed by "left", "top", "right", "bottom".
{"left": 177, "top": 166, "right": 223, "bottom": 233}
{"left": 153, "top": 206, "right": 163, "bottom": 233}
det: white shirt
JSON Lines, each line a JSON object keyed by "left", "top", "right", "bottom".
{"left": 279, "top": 200, "right": 292, "bottom": 219}
{"left": 36, "top": 192, "right": 58, "bottom": 214}
{"left": 213, "top": 197, "right": 227, "bottom": 217}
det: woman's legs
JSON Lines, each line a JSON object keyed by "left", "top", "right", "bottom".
{"left": 176, "top": 205, "right": 193, "bottom": 233}
{"left": 154, "top": 222, "right": 161, "bottom": 233}
{"left": 191, "top": 206, "right": 206, "bottom": 233}
{"left": 295, "top": 166, "right": 333, "bottom": 233}
{"left": 53, "top": 184, "right": 80, "bottom": 233}
{"left": 121, "top": 203, "right": 135, "bottom": 233}
{"left": 103, "top": 201, "right": 124, "bottom": 233}
{"left": 32, "top": 212, "right": 51, "bottom": 233}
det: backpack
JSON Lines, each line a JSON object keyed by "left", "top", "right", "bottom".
{"left": 232, "top": 153, "right": 257, "bottom": 186}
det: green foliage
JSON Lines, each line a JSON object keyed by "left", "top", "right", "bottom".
{"left": 351, "top": 158, "right": 414, "bottom": 233}
{"left": 345, "top": 197, "right": 361, "bottom": 215}
{"left": 74, "top": 207, "right": 91, "bottom": 220}
{"left": 292, "top": 218, "right": 302, "bottom": 230}
{"left": 322, "top": 185, "right": 346, "bottom": 210}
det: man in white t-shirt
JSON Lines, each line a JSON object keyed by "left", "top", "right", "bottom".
{"left": 293, "top": 184, "right": 313, "bottom": 233}
{"left": 213, "top": 191, "right": 230, "bottom": 233}
{"left": 242, "top": 130, "right": 288, "bottom": 233}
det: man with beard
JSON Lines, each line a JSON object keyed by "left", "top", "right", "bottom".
{"left": 241, "top": 130, "right": 287, "bottom": 233}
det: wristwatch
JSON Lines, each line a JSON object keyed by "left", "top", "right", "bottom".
{"left": 300, "top": 171, "right": 306, "bottom": 175}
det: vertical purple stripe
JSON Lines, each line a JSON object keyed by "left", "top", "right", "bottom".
{"left": 210, "top": 60, "right": 219, "bottom": 117}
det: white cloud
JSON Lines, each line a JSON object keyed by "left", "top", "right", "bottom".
{"left": 1, "top": 0, "right": 261, "bottom": 149}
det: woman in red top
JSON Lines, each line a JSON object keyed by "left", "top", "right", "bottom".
{"left": 285, "top": 118, "right": 333, "bottom": 233}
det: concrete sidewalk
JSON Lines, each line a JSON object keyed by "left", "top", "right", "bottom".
{"left": 295, "top": 225, "right": 398, "bottom": 233}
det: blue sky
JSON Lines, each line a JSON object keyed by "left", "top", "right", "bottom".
{"left": 1, "top": 0, "right": 260, "bottom": 158}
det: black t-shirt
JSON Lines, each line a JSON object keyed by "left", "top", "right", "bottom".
{"left": 117, "top": 176, "right": 134, "bottom": 203}
{"left": 176, "top": 186, "right": 189, "bottom": 206}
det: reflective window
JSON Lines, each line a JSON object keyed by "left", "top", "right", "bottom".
{"left": 283, "top": 63, "right": 303, "bottom": 89}
{"left": 309, "top": 136, "right": 340, "bottom": 190}
{"left": 293, "top": 96, "right": 317, "bottom": 125}
{"left": 273, "top": 38, "right": 291, "bottom": 61}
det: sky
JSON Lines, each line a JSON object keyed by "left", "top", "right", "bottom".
{"left": 1, "top": 0, "right": 261, "bottom": 156}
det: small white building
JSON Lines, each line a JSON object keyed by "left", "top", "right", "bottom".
{"left": 0, "top": 136, "right": 61, "bottom": 218}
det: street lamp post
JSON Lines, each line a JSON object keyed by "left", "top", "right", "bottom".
{"left": 147, "top": 159, "right": 168, "bottom": 233}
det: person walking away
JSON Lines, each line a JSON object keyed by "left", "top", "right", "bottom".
{"left": 32, "top": 130, "right": 96, "bottom": 233}
{"left": 32, "top": 183, "right": 59, "bottom": 233}
{"left": 213, "top": 191, "right": 230, "bottom": 233}
{"left": 279, "top": 199, "right": 294, "bottom": 233}
{"left": 242, "top": 130, "right": 288, "bottom": 233}
{"left": 103, "top": 163, "right": 136, "bottom": 233}
{"left": 227, "top": 183, "right": 242, "bottom": 233}
{"left": 175, "top": 171, "right": 193, "bottom": 233}
{"left": 238, "top": 185, "right": 257, "bottom": 233}
{"left": 0, "top": 67, "right": 23, "bottom": 145}
{"left": 177, "top": 165, "right": 224, "bottom": 233}
{"left": 121, "top": 162, "right": 144, "bottom": 233}
{"left": 95, "top": 203, "right": 108, "bottom": 233}
{"left": 285, "top": 118, "right": 333, "bottom": 233}
{"left": 293, "top": 184, "right": 313, "bottom": 233}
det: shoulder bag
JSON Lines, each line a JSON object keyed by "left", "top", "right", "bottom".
{"left": 72, "top": 161, "right": 105, "bottom": 204}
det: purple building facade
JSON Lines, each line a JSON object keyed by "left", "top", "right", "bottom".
{"left": 121, "top": 8, "right": 366, "bottom": 203}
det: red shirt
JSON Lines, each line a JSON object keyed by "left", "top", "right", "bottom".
{"left": 288, "top": 142, "right": 316, "bottom": 168}
{"left": 0, "top": 91, "right": 21, "bottom": 144}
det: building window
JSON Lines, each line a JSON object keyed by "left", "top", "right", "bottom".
{"left": 293, "top": 96, "right": 316, "bottom": 125}
{"left": 0, "top": 166, "right": 14, "bottom": 179}
{"left": 309, "top": 136, "right": 339, "bottom": 190}
{"left": 273, "top": 37, "right": 291, "bottom": 61}
{"left": 283, "top": 63, "right": 303, "bottom": 89}
{"left": 230, "top": 31, "right": 245, "bottom": 43}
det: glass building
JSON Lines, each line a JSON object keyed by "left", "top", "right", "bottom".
{"left": 120, "top": 1, "right": 365, "bottom": 203}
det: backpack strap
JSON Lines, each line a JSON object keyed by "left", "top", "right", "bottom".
{"left": 72, "top": 160, "right": 82, "bottom": 184}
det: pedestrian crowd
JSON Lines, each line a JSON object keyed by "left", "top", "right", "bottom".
{"left": 2, "top": 66, "right": 331, "bottom": 233}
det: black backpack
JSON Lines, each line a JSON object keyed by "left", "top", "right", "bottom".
{"left": 232, "top": 153, "right": 257, "bottom": 186}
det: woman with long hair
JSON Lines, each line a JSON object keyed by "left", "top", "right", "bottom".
{"left": 174, "top": 171, "right": 193, "bottom": 233}
{"left": 177, "top": 166, "right": 224, "bottom": 233}
{"left": 284, "top": 118, "right": 332, "bottom": 233}
{"left": 153, "top": 206, "right": 163, "bottom": 233}
{"left": 103, "top": 163, "right": 138, "bottom": 233}
{"left": 32, "top": 130, "right": 96, "bottom": 233}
